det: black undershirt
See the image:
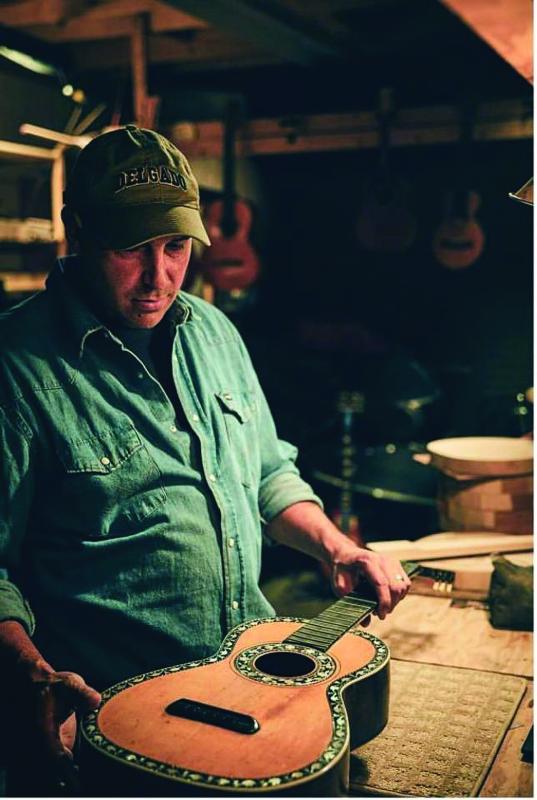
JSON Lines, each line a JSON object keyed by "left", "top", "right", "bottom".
{"left": 113, "top": 320, "right": 186, "bottom": 425}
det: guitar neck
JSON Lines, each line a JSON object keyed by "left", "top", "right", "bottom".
{"left": 284, "top": 561, "right": 438, "bottom": 652}
{"left": 284, "top": 593, "right": 377, "bottom": 651}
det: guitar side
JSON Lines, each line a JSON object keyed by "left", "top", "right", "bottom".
{"left": 80, "top": 617, "right": 390, "bottom": 797}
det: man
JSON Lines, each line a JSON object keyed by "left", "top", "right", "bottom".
{"left": 0, "top": 126, "right": 410, "bottom": 792}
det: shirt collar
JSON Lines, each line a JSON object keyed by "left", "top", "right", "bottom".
{"left": 47, "top": 256, "right": 193, "bottom": 359}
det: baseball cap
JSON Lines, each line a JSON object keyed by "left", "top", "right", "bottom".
{"left": 63, "top": 125, "right": 210, "bottom": 249}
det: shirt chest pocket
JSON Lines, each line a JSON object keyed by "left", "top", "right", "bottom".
{"left": 55, "top": 423, "right": 166, "bottom": 538}
{"left": 215, "top": 390, "right": 259, "bottom": 488}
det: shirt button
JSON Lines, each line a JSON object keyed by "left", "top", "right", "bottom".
{"left": 223, "top": 393, "right": 233, "bottom": 400}
{"left": 209, "top": 474, "right": 217, "bottom": 483}
{"left": 228, "top": 538, "right": 235, "bottom": 548}
{"left": 192, "top": 413, "right": 199, "bottom": 422}
{"left": 100, "top": 456, "right": 111, "bottom": 466}
{"left": 170, "top": 425, "right": 177, "bottom": 433}
{"left": 137, "top": 372, "right": 145, "bottom": 379}
{"left": 231, "top": 600, "right": 239, "bottom": 610}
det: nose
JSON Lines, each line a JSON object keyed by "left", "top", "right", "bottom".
{"left": 141, "top": 242, "right": 168, "bottom": 291}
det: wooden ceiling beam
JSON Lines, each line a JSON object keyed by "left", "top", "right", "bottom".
{"left": 65, "top": 0, "right": 207, "bottom": 32}
{"left": 26, "top": 16, "right": 137, "bottom": 42}
{"left": 161, "top": 0, "right": 342, "bottom": 65}
{"left": 439, "top": 0, "right": 533, "bottom": 84}
{"left": 0, "top": 0, "right": 78, "bottom": 26}
{"left": 71, "top": 29, "right": 282, "bottom": 69}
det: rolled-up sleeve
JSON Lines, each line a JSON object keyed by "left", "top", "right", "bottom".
{"left": 0, "top": 403, "right": 36, "bottom": 634}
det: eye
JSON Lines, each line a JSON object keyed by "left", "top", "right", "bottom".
{"left": 113, "top": 245, "right": 143, "bottom": 258}
{"left": 166, "top": 238, "right": 188, "bottom": 253}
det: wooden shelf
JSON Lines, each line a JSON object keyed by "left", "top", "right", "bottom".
{"left": 0, "top": 271, "right": 48, "bottom": 294}
{"left": 0, "top": 139, "right": 66, "bottom": 250}
{"left": 169, "top": 98, "right": 532, "bottom": 158}
{"left": 0, "top": 271, "right": 48, "bottom": 293}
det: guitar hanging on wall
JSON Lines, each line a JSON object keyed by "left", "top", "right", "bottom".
{"left": 201, "top": 100, "right": 261, "bottom": 292}
{"left": 432, "top": 102, "right": 485, "bottom": 270}
{"left": 356, "top": 88, "right": 417, "bottom": 254}
{"left": 80, "top": 561, "right": 455, "bottom": 797}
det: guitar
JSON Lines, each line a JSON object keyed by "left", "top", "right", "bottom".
{"left": 356, "top": 88, "right": 417, "bottom": 254}
{"left": 80, "top": 561, "right": 453, "bottom": 797}
{"left": 201, "top": 100, "right": 260, "bottom": 292}
{"left": 432, "top": 189, "right": 485, "bottom": 270}
{"left": 432, "top": 102, "right": 485, "bottom": 270}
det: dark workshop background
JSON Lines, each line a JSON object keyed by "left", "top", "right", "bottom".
{"left": 0, "top": 0, "right": 532, "bottom": 546}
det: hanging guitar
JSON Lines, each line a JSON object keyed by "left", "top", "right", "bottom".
{"left": 432, "top": 102, "right": 485, "bottom": 269}
{"left": 201, "top": 100, "right": 260, "bottom": 291}
{"left": 356, "top": 88, "right": 417, "bottom": 254}
{"left": 80, "top": 561, "right": 454, "bottom": 797}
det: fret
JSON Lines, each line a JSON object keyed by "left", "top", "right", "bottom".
{"left": 285, "top": 561, "right": 422, "bottom": 652}
{"left": 285, "top": 595, "right": 377, "bottom": 651}
{"left": 290, "top": 629, "right": 334, "bottom": 642}
{"left": 305, "top": 620, "right": 344, "bottom": 632}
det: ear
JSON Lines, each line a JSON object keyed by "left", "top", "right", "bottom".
{"left": 61, "top": 206, "right": 83, "bottom": 252}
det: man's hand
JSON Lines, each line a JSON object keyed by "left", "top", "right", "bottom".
{"left": 31, "top": 666, "right": 101, "bottom": 758}
{"left": 328, "top": 537, "right": 411, "bottom": 620}
{"left": 266, "top": 501, "right": 411, "bottom": 620}
{"left": 1, "top": 621, "right": 101, "bottom": 792}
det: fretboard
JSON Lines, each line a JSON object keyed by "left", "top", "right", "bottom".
{"left": 283, "top": 592, "right": 377, "bottom": 652}
{"left": 283, "top": 560, "right": 427, "bottom": 652}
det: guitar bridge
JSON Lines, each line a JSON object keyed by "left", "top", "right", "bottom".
{"left": 165, "top": 698, "right": 260, "bottom": 734}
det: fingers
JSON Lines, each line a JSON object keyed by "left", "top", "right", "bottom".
{"left": 371, "top": 556, "right": 411, "bottom": 618}
{"left": 388, "top": 565, "right": 412, "bottom": 612}
{"left": 34, "top": 672, "right": 101, "bottom": 760}
{"left": 330, "top": 563, "right": 355, "bottom": 597}
{"left": 54, "top": 670, "right": 102, "bottom": 712}
{"left": 336, "top": 551, "right": 411, "bottom": 619}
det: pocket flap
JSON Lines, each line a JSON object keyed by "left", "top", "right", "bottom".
{"left": 58, "top": 424, "right": 143, "bottom": 474}
{"left": 215, "top": 391, "right": 253, "bottom": 423}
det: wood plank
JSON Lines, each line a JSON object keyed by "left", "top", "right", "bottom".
{"left": 50, "top": 149, "right": 65, "bottom": 243}
{"left": 0, "top": 0, "right": 73, "bottom": 26}
{"left": 24, "top": 0, "right": 207, "bottom": 42}
{"left": 29, "top": 15, "right": 137, "bottom": 42}
{"left": 0, "top": 140, "right": 59, "bottom": 161}
{"left": 368, "top": 531, "right": 534, "bottom": 561}
{"left": 163, "top": 0, "right": 341, "bottom": 65}
{"left": 70, "top": 28, "right": 279, "bottom": 70}
{"left": 168, "top": 99, "right": 532, "bottom": 158}
{"left": 411, "top": 551, "right": 533, "bottom": 599}
{"left": 0, "top": 272, "right": 48, "bottom": 292}
{"left": 479, "top": 680, "right": 533, "bottom": 797}
{"left": 440, "top": 0, "right": 533, "bottom": 84}
{"left": 20, "top": 123, "right": 91, "bottom": 148}
{"left": 87, "top": 0, "right": 206, "bottom": 31}
{"left": 130, "top": 14, "right": 149, "bottom": 127}
{"left": 366, "top": 594, "right": 533, "bottom": 678}
{"left": 441, "top": 504, "right": 533, "bottom": 533}
{"left": 441, "top": 475, "right": 534, "bottom": 496}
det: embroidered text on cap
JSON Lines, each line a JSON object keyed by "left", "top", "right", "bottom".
{"left": 115, "top": 164, "right": 188, "bottom": 193}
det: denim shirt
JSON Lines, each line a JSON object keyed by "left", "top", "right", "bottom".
{"left": 0, "top": 259, "right": 322, "bottom": 688}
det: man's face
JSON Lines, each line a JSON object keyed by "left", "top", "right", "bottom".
{"left": 80, "top": 235, "right": 192, "bottom": 328}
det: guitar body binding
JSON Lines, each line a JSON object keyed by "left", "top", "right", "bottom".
{"left": 80, "top": 617, "right": 390, "bottom": 796}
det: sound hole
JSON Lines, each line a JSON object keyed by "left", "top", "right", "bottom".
{"left": 254, "top": 651, "right": 317, "bottom": 678}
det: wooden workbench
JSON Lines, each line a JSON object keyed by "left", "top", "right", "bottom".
{"left": 366, "top": 593, "right": 533, "bottom": 797}
{"left": 262, "top": 572, "right": 533, "bottom": 797}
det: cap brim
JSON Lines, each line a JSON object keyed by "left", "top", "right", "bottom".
{"left": 82, "top": 204, "right": 211, "bottom": 249}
